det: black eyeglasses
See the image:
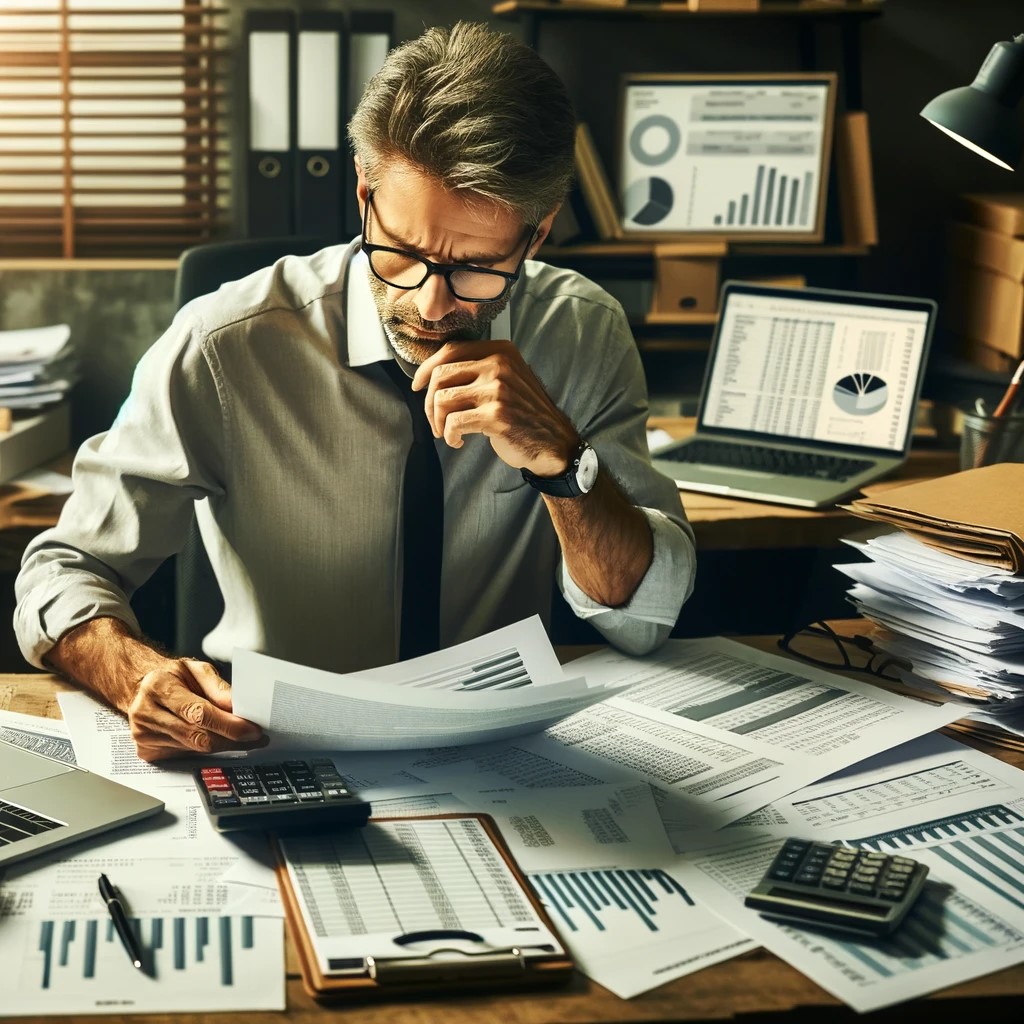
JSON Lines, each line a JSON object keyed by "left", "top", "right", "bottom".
{"left": 361, "top": 190, "right": 535, "bottom": 303}
{"left": 778, "top": 621, "right": 908, "bottom": 683}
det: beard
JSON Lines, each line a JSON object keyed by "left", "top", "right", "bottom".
{"left": 366, "top": 270, "right": 511, "bottom": 365}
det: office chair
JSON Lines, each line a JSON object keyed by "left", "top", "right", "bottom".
{"left": 161, "top": 236, "right": 328, "bottom": 659}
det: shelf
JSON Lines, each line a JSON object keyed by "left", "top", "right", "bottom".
{"left": 636, "top": 311, "right": 718, "bottom": 326}
{"left": 636, "top": 337, "right": 712, "bottom": 352}
{"left": 494, "top": 1, "right": 885, "bottom": 21}
{"left": 543, "top": 242, "right": 870, "bottom": 259}
{"left": 0, "top": 258, "right": 178, "bottom": 271}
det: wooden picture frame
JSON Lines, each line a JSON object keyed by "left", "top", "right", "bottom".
{"left": 617, "top": 72, "right": 837, "bottom": 243}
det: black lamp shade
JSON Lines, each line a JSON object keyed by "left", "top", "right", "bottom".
{"left": 921, "top": 37, "right": 1024, "bottom": 171}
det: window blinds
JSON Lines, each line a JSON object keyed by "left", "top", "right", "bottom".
{"left": 0, "top": 0, "right": 228, "bottom": 258}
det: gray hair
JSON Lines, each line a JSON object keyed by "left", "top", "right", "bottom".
{"left": 348, "top": 21, "right": 575, "bottom": 226}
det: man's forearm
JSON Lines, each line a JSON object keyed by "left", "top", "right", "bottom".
{"left": 44, "top": 616, "right": 168, "bottom": 714}
{"left": 544, "top": 472, "right": 653, "bottom": 608}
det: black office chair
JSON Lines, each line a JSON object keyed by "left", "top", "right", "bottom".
{"left": 138, "top": 236, "right": 328, "bottom": 659}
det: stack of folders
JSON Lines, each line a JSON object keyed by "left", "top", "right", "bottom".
{"left": 835, "top": 464, "right": 1024, "bottom": 749}
{"left": 0, "top": 324, "right": 77, "bottom": 410}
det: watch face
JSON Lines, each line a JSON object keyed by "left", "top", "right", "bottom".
{"left": 576, "top": 445, "right": 599, "bottom": 493}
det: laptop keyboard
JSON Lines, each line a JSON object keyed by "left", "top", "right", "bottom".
{"left": 0, "top": 799, "right": 64, "bottom": 846}
{"left": 663, "top": 440, "right": 874, "bottom": 482}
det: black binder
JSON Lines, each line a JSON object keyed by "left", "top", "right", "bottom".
{"left": 294, "top": 10, "right": 347, "bottom": 243}
{"left": 344, "top": 10, "right": 395, "bottom": 238}
{"left": 244, "top": 9, "right": 295, "bottom": 238}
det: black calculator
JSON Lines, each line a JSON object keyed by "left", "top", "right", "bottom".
{"left": 744, "top": 838, "right": 929, "bottom": 937}
{"left": 193, "top": 757, "right": 372, "bottom": 833}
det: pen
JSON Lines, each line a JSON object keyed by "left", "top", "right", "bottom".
{"left": 97, "top": 873, "right": 144, "bottom": 970}
{"left": 992, "top": 357, "right": 1024, "bottom": 418}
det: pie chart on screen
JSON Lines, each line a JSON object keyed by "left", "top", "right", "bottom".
{"left": 623, "top": 177, "right": 673, "bottom": 226}
{"left": 833, "top": 373, "right": 888, "bottom": 415}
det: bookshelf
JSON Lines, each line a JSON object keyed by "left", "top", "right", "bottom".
{"left": 496, "top": 0, "right": 882, "bottom": 358}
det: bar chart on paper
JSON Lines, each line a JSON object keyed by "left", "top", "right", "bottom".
{"left": 528, "top": 867, "right": 754, "bottom": 999}
{"left": 0, "top": 913, "right": 284, "bottom": 1015}
{"left": 850, "top": 805, "right": 1024, "bottom": 854}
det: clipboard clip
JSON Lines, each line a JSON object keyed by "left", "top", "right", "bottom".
{"left": 367, "top": 930, "right": 528, "bottom": 985}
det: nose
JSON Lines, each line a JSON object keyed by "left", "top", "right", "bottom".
{"left": 413, "top": 270, "right": 458, "bottom": 324}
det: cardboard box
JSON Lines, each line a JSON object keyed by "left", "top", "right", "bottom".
{"left": 954, "top": 335, "right": 1023, "bottom": 375}
{"left": 650, "top": 242, "right": 727, "bottom": 315}
{"left": 946, "top": 262, "right": 1024, "bottom": 358}
{"left": 959, "top": 193, "right": 1024, "bottom": 236}
{"left": 0, "top": 403, "right": 70, "bottom": 484}
{"left": 948, "top": 221, "right": 1024, "bottom": 280}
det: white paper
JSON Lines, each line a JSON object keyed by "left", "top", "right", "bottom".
{"left": 232, "top": 617, "right": 628, "bottom": 751}
{"left": 0, "top": 914, "right": 284, "bottom": 1015}
{"left": 681, "top": 827, "right": 1024, "bottom": 1013}
{"left": 11, "top": 467, "right": 75, "bottom": 494}
{"left": 0, "top": 324, "right": 70, "bottom": 364}
{"left": 0, "top": 709, "right": 76, "bottom": 764}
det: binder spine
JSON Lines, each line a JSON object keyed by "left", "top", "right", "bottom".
{"left": 244, "top": 9, "right": 295, "bottom": 238}
{"left": 294, "top": 10, "right": 347, "bottom": 243}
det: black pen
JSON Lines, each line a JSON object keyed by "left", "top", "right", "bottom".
{"left": 97, "top": 873, "right": 144, "bottom": 970}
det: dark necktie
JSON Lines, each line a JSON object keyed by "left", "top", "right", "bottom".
{"left": 380, "top": 359, "right": 444, "bottom": 659}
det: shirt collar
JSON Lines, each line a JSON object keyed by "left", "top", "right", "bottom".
{"left": 345, "top": 249, "right": 513, "bottom": 368}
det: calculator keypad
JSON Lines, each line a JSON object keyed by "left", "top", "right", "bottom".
{"left": 194, "top": 758, "right": 371, "bottom": 832}
{"left": 746, "top": 838, "right": 929, "bottom": 937}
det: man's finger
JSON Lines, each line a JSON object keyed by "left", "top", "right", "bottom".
{"left": 169, "top": 691, "right": 263, "bottom": 745}
{"left": 182, "top": 658, "right": 235, "bottom": 712}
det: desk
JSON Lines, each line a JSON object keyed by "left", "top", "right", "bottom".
{"left": 5, "top": 627, "right": 1022, "bottom": 1024}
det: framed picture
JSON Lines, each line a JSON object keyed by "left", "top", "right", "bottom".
{"left": 617, "top": 72, "right": 837, "bottom": 242}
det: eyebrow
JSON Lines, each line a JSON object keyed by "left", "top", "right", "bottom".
{"left": 376, "top": 217, "right": 521, "bottom": 266}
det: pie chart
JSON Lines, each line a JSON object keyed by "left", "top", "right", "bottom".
{"left": 833, "top": 373, "right": 888, "bottom": 415}
{"left": 623, "top": 177, "right": 674, "bottom": 227}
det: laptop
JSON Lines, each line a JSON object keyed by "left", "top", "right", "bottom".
{"left": 0, "top": 737, "right": 164, "bottom": 867}
{"left": 652, "top": 282, "right": 937, "bottom": 509}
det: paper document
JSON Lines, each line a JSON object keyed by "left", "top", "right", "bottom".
{"left": 279, "top": 817, "right": 566, "bottom": 975}
{"left": 0, "top": 914, "right": 284, "bottom": 1016}
{"left": 233, "top": 617, "right": 627, "bottom": 751}
{"left": 0, "top": 709, "right": 76, "bottom": 764}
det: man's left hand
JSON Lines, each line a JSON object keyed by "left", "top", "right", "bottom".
{"left": 411, "top": 340, "right": 579, "bottom": 476}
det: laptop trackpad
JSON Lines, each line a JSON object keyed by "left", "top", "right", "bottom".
{"left": 1, "top": 744, "right": 76, "bottom": 789}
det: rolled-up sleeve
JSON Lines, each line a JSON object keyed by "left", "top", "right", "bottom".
{"left": 14, "top": 311, "right": 225, "bottom": 668}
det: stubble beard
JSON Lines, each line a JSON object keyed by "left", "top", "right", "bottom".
{"left": 366, "top": 271, "right": 511, "bottom": 365}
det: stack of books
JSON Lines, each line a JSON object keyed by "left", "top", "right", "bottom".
{"left": 834, "top": 464, "right": 1024, "bottom": 747}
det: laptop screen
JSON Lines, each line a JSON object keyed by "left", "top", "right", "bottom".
{"left": 698, "top": 284, "right": 935, "bottom": 455}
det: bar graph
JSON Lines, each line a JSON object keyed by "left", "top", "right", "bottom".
{"left": 2, "top": 912, "right": 284, "bottom": 1014}
{"left": 530, "top": 867, "right": 694, "bottom": 934}
{"left": 849, "top": 806, "right": 1024, "bottom": 854}
{"left": 712, "top": 166, "right": 813, "bottom": 228}
{"left": 925, "top": 826, "right": 1024, "bottom": 913}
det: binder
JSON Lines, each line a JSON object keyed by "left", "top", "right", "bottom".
{"left": 294, "top": 10, "right": 346, "bottom": 242}
{"left": 245, "top": 9, "right": 295, "bottom": 238}
{"left": 275, "top": 813, "right": 575, "bottom": 999}
{"left": 344, "top": 10, "right": 395, "bottom": 237}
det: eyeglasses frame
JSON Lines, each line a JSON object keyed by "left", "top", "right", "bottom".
{"left": 360, "top": 189, "right": 536, "bottom": 304}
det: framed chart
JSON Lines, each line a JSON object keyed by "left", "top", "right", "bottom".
{"left": 617, "top": 73, "right": 837, "bottom": 242}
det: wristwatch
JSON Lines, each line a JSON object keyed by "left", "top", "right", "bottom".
{"left": 521, "top": 440, "right": 599, "bottom": 498}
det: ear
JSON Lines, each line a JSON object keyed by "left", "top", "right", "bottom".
{"left": 354, "top": 155, "right": 369, "bottom": 217}
{"left": 528, "top": 206, "right": 559, "bottom": 257}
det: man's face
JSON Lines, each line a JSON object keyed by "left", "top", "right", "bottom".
{"left": 359, "top": 161, "right": 535, "bottom": 365}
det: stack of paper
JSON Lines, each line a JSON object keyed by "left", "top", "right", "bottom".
{"left": 844, "top": 463, "right": 1024, "bottom": 572}
{"left": 840, "top": 466, "right": 1024, "bottom": 742}
{"left": 0, "top": 324, "right": 77, "bottom": 409}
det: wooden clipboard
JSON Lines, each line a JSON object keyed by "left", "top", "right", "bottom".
{"left": 274, "top": 813, "right": 575, "bottom": 1000}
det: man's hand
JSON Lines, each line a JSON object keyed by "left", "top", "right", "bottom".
{"left": 127, "top": 658, "right": 266, "bottom": 763}
{"left": 412, "top": 340, "right": 579, "bottom": 476}
{"left": 45, "top": 617, "right": 267, "bottom": 764}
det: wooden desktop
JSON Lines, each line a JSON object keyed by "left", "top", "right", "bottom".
{"left": 3, "top": 624, "right": 1022, "bottom": 1024}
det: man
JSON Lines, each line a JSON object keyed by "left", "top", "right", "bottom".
{"left": 15, "top": 22, "right": 695, "bottom": 762}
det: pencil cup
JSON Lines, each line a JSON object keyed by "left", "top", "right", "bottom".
{"left": 959, "top": 409, "right": 1024, "bottom": 469}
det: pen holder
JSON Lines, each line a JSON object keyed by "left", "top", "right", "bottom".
{"left": 959, "top": 409, "right": 1024, "bottom": 469}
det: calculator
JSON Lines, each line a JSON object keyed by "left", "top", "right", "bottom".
{"left": 744, "top": 838, "right": 929, "bottom": 937}
{"left": 193, "top": 758, "right": 372, "bottom": 833}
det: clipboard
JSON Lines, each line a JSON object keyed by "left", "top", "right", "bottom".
{"left": 274, "top": 813, "right": 575, "bottom": 999}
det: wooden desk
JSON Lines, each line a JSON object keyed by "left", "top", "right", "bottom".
{"left": 650, "top": 416, "right": 960, "bottom": 552}
{"left": 5, "top": 629, "right": 1022, "bottom": 1024}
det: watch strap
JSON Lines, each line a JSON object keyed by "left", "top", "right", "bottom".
{"left": 521, "top": 441, "right": 589, "bottom": 498}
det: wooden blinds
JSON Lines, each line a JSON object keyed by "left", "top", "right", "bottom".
{"left": 0, "top": 0, "right": 229, "bottom": 258}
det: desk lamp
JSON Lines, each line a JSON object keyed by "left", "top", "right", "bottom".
{"left": 920, "top": 34, "right": 1024, "bottom": 170}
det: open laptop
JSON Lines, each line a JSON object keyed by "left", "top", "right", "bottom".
{"left": 652, "top": 282, "right": 937, "bottom": 509}
{"left": 0, "top": 737, "right": 164, "bottom": 867}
